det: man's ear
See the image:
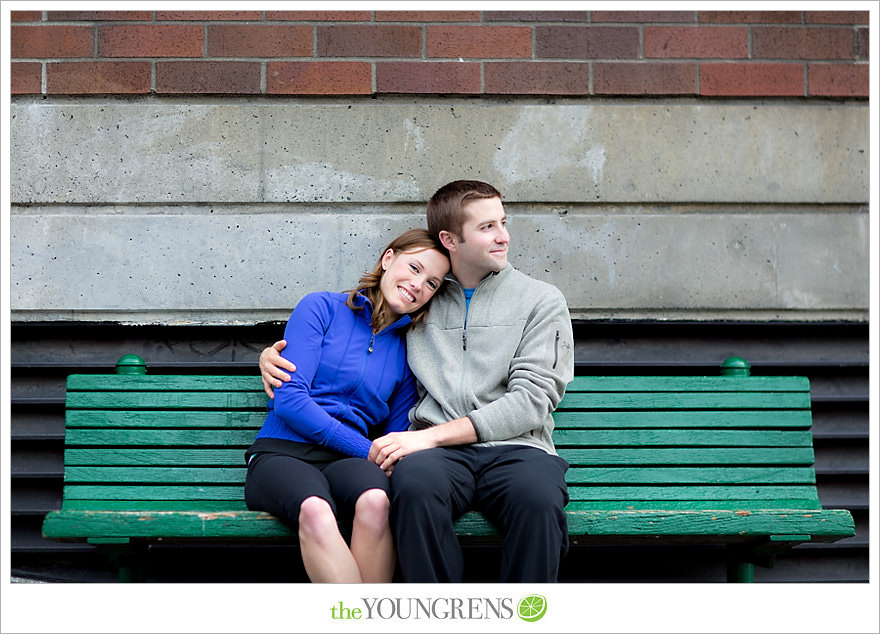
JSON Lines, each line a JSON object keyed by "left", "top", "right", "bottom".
{"left": 438, "top": 230, "right": 456, "bottom": 252}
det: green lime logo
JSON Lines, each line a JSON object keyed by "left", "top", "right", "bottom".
{"left": 517, "top": 594, "right": 547, "bottom": 622}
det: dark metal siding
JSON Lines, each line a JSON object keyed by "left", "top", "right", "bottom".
{"left": 10, "top": 321, "right": 868, "bottom": 583}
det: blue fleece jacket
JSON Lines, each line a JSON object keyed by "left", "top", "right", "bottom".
{"left": 254, "top": 291, "right": 417, "bottom": 459}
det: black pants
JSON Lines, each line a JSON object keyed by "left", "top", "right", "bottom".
{"left": 245, "top": 451, "right": 391, "bottom": 530}
{"left": 389, "top": 445, "right": 570, "bottom": 582}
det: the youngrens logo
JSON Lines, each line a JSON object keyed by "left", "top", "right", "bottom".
{"left": 329, "top": 594, "right": 547, "bottom": 622}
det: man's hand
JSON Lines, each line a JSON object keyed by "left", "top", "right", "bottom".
{"left": 259, "top": 340, "right": 297, "bottom": 399}
{"left": 368, "top": 430, "right": 437, "bottom": 474}
{"left": 368, "top": 417, "right": 479, "bottom": 473}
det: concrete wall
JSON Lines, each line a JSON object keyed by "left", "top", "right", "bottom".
{"left": 10, "top": 98, "right": 869, "bottom": 324}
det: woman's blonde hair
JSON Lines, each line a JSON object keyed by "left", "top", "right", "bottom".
{"left": 346, "top": 228, "right": 448, "bottom": 333}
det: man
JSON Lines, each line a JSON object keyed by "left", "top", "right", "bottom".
{"left": 259, "top": 180, "right": 574, "bottom": 582}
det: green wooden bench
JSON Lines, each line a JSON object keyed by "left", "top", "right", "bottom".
{"left": 42, "top": 354, "right": 855, "bottom": 582}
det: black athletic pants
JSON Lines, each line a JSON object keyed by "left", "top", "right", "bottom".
{"left": 389, "top": 445, "right": 570, "bottom": 582}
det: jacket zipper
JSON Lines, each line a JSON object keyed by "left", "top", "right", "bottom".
{"left": 553, "top": 330, "right": 560, "bottom": 369}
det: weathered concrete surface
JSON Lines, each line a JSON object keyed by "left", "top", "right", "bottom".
{"left": 11, "top": 100, "right": 868, "bottom": 204}
{"left": 9, "top": 98, "right": 869, "bottom": 324}
{"left": 10, "top": 206, "right": 868, "bottom": 324}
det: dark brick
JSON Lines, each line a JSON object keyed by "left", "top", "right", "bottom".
{"left": 208, "top": 24, "right": 313, "bottom": 57}
{"left": 594, "top": 61, "right": 697, "bottom": 95}
{"left": 485, "top": 61, "right": 590, "bottom": 95}
{"left": 536, "top": 25, "right": 640, "bottom": 59}
{"left": 376, "top": 61, "right": 481, "bottom": 93}
{"left": 156, "top": 61, "right": 261, "bottom": 94}
{"left": 317, "top": 24, "right": 422, "bottom": 57}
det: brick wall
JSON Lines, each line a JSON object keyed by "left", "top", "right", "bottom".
{"left": 10, "top": 10, "right": 869, "bottom": 98}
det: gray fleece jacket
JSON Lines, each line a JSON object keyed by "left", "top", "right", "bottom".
{"left": 405, "top": 264, "right": 574, "bottom": 456}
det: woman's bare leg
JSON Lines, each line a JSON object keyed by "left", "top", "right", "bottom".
{"left": 298, "top": 496, "right": 362, "bottom": 583}
{"left": 349, "top": 488, "right": 395, "bottom": 583}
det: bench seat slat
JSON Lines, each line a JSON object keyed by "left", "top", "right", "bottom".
{"left": 59, "top": 483, "right": 821, "bottom": 505}
{"left": 67, "top": 375, "right": 264, "bottom": 392}
{"left": 67, "top": 374, "right": 810, "bottom": 394}
{"left": 64, "top": 466, "right": 247, "bottom": 484}
{"left": 552, "top": 410, "right": 811, "bottom": 429}
{"left": 65, "top": 429, "right": 256, "bottom": 446}
{"left": 553, "top": 429, "right": 813, "bottom": 447}
{"left": 565, "top": 376, "right": 809, "bottom": 392}
{"left": 566, "top": 467, "right": 816, "bottom": 484}
{"left": 66, "top": 410, "right": 265, "bottom": 428}
{"left": 61, "top": 465, "right": 818, "bottom": 486}
{"left": 566, "top": 485, "right": 820, "bottom": 503}
{"left": 558, "top": 392, "right": 811, "bottom": 410}
{"left": 67, "top": 392, "right": 268, "bottom": 410}
{"left": 62, "top": 484, "right": 246, "bottom": 501}
{"left": 65, "top": 448, "right": 247, "bottom": 466}
{"left": 562, "top": 509, "right": 854, "bottom": 540}
{"left": 558, "top": 447, "right": 814, "bottom": 464}
{"left": 43, "top": 507, "right": 851, "bottom": 542}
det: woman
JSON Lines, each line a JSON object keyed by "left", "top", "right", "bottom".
{"left": 244, "top": 228, "right": 449, "bottom": 583}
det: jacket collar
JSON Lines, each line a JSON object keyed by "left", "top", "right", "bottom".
{"left": 444, "top": 263, "right": 512, "bottom": 289}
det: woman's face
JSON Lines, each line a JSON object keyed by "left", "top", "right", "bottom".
{"left": 379, "top": 247, "right": 449, "bottom": 317}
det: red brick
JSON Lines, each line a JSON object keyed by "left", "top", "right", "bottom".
{"left": 317, "top": 24, "right": 422, "bottom": 57}
{"left": 11, "top": 11, "right": 43, "bottom": 22}
{"left": 484, "top": 11, "right": 589, "bottom": 22}
{"left": 536, "top": 26, "right": 639, "bottom": 59}
{"left": 701, "top": 62, "right": 804, "bottom": 96}
{"left": 698, "top": 12, "right": 802, "bottom": 24}
{"left": 808, "top": 63, "right": 869, "bottom": 97}
{"left": 805, "top": 11, "right": 869, "bottom": 25}
{"left": 485, "top": 61, "right": 590, "bottom": 95}
{"left": 156, "top": 61, "right": 261, "bottom": 94}
{"left": 376, "top": 61, "right": 481, "bottom": 93}
{"left": 753, "top": 27, "right": 855, "bottom": 60}
{"left": 11, "top": 25, "right": 94, "bottom": 58}
{"left": 377, "top": 11, "right": 480, "bottom": 22}
{"left": 594, "top": 62, "right": 696, "bottom": 95}
{"left": 428, "top": 26, "right": 531, "bottom": 59}
{"left": 592, "top": 11, "right": 695, "bottom": 23}
{"left": 11, "top": 62, "right": 42, "bottom": 94}
{"left": 645, "top": 26, "right": 748, "bottom": 58}
{"left": 48, "top": 11, "right": 152, "bottom": 21}
{"left": 155, "top": 11, "right": 262, "bottom": 21}
{"left": 268, "top": 61, "right": 371, "bottom": 94}
{"left": 47, "top": 61, "right": 150, "bottom": 94}
{"left": 99, "top": 25, "right": 204, "bottom": 58}
{"left": 266, "top": 11, "right": 372, "bottom": 22}
{"left": 208, "top": 25, "right": 312, "bottom": 57}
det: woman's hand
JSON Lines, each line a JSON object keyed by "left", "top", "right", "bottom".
{"left": 259, "top": 340, "right": 297, "bottom": 398}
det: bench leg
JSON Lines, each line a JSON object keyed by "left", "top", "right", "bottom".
{"left": 726, "top": 560, "right": 755, "bottom": 583}
{"left": 90, "top": 540, "right": 147, "bottom": 582}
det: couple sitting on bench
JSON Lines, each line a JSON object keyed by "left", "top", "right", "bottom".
{"left": 248, "top": 179, "right": 574, "bottom": 583}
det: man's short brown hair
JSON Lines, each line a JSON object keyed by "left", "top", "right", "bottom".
{"left": 427, "top": 180, "right": 502, "bottom": 239}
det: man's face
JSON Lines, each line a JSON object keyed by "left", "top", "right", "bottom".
{"left": 452, "top": 196, "right": 510, "bottom": 279}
